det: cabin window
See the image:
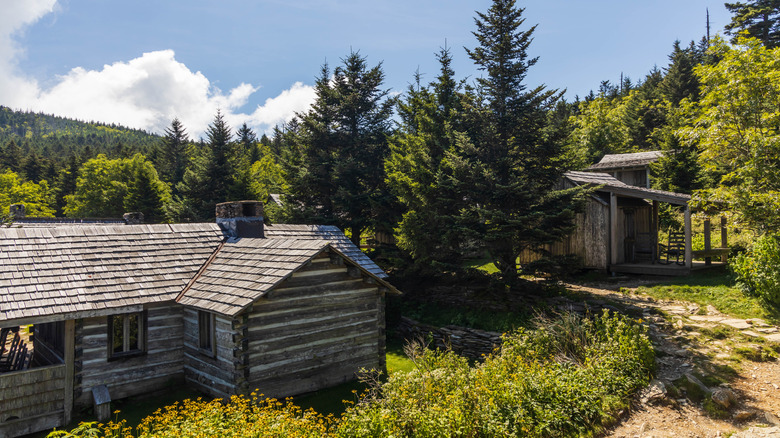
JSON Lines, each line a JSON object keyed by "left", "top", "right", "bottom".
{"left": 107, "top": 312, "right": 146, "bottom": 360}
{"left": 198, "top": 311, "right": 216, "bottom": 356}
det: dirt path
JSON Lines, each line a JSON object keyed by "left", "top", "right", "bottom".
{"left": 559, "top": 280, "right": 780, "bottom": 438}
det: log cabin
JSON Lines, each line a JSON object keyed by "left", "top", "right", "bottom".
{"left": 519, "top": 171, "right": 729, "bottom": 276}
{"left": 0, "top": 201, "right": 397, "bottom": 438}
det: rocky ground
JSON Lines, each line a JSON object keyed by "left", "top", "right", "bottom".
{"left": 557, "top": 279, "right": 780, "bottom": 438}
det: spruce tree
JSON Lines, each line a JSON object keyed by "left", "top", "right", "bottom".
{"left": 285, "top": 53, "right": 393, "bottom": 245}
{"left": 453, "top": 0, "right": 586, "bottom": 284}
{"left": 725, "top": 0, "right": 780, "bottom": 47}
{"left": 158, "top": 118, "right": 189, "bottom": 194}
{"left": 387, "top": 47, "right": 467, "bottom": 267}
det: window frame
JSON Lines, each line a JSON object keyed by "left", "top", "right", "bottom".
{"left": 198, "top": 310, "right": 217, "bottom": 357}
{"left": 107, "top": 311, "right": 147, "bottom": 361}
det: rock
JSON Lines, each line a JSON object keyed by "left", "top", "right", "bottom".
{"left": 721, "top": 319, "right": 753, "bottom": 330}
{"left": 766, "top": 412, "right": 780, "bottom": 426}
{"left": 684, "top": 372, "right": 712, "bottom": 396}
{"left": 733, "top": 410, "right": 755, "bottom": 421}
{"left": 641, "top": 379, "right": 669, "bottom": 405}
{"left": 673, "top": 319, "right": 685, "bottom": 330}
{"left": 711, "top": 387, "right": 738, "bottom": 409}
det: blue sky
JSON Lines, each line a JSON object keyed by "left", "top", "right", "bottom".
{"left": 2, "top": 0, "right": 731, "bottom": 138}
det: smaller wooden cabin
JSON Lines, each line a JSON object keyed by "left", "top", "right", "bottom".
{"left": 0, "top": 201, "right": 397, "bottom": 438}
{"left": 586, "top": 151, "right": 663, "bottom": 188}
{"left": 520, "top": 172, "right": 726, "bottom": 276}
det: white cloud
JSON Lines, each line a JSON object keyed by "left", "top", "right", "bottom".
{"left": 0, "top": 0, "right": 315, "bottom": 138}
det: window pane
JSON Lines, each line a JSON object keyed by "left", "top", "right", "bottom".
{"left": 128, "top": 313, "right": 139, "bottom": 351}
{"left": 112, "top": 315, "right": 124, "bottom": 354}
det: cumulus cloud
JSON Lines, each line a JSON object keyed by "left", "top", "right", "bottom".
{"left": 0, "top": 1, "right": 315, "bottom": 137}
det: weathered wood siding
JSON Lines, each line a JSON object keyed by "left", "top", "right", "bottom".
{"left": 74, "top": 302, "right": 184, "bottom": 407}
{"left": 182, "top": 310, "right": 238, "bottom": 398}
{"left": 615, "top": 203, "right": 652, "bottom": 264}
{"left": 0, "top": 364, "right": 65, "bottom": 438}
{"left": 613, "top": 169, "right": 648, "bottom": 188}
{"left": 519, "top": 196, "right": 610, "bottom": 270}
{"left": 242, "top": 253, "right": 383, "bottom": 398}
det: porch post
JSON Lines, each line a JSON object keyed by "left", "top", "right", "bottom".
{"left": 684, "top": 206, "right": 693, "bottom": 269}
{"left": 610, "top": 193, "right": 618, "bottom": 267}
{"left": 721, "top": 215, "right": 728, "bottom": 263}
{"left": 652, "top": 200, "right": 659, "bottom": 262}
{"left": 703, "top": 217, "right": 712, "bottom": 265}
{"left": 63, "top": 319, "right": 75, "bottom": 424}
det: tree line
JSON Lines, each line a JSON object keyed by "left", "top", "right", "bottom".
{"left": 3, "top": 0, "right": 780, "bottom": 287}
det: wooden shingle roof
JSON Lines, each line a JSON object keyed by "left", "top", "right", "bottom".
{"left": 1, "top": 222, "right": 390, "bottom": 324}
{"left": 586, "top": 150, "right": 663, "bottom": 171}
{"left": 264, "top": 224, "right": 388, "bottom": 278}
{"left": 0, "top": 224, "right": 224, "bottom": 324}
{"left": 565, "top": 171, "right": 690, "bottom": 206}
{"left": 177, "top": 238, "right": 330, "bottom": 315}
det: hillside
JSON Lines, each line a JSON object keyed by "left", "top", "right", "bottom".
{"left": 0, "top": 106, "right": 161, "bottom": 162}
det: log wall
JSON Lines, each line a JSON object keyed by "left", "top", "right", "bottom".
{"left": 0, "top": 364, "right": 65, "bottom": 438}
{"left": 74, "top": 302, "right": 185, "bottom": 407}
{"left": 242, "top": 253, "right": 384, "bottom": 398}
{"left": 182, "top": 310, "right": 238, "bottom": 399}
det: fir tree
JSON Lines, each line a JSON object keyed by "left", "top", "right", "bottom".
{"left": 285, "top": 53, "right": 394, "bottom": 245}
{"left": 662, "top": 41, "right": 701, "bottom": 106}
{"left": 725, "top": 0, "right": 780, "bottom": 47}
{"left": 454, "top": 0, "right": 586, "bottom": 283}
{"left": 158, "top": 118, "right": 189, "bottom": 193}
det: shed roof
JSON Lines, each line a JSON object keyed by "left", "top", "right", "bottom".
{"left": 565, "top": 171, "right": 690, "bottom": 206}
{"left": 0, "top": 222, "right": 389, "bottom": 324}
{"left": 586, "top": 150, "right": 663, "bottom": 171}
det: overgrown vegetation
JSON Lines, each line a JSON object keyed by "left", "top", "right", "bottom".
{"left": 635, "top": 271, "right": 778, "bottom": 323}
{"left": 50, "top": 311, "right": 653, "bottom": 438}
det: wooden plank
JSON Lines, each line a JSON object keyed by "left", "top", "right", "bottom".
{"left": 0, "top": 410, "right": 64, "bottom": 438}
{"left": 610, "top": 193, "right": 618, "bottom": 267}
{"left": 684, "top": 206, "right": 692, "bottom": 269}
{"left": 64, "top": 319, "right": 75, "bottom": 425}
{"left": 248, "top": 337, "right": 379, "bottom": 375}
{"left": 721, "top": 215, "right": 728, "bottom": 263}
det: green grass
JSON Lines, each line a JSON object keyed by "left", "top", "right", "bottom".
{"left": 636, "top": 271, "right": 779, "bottom": 323}
{"left": 463, "top": 256, "right": 499, "bottom": 273}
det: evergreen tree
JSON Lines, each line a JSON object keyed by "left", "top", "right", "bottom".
{"left": 387, "top": 47, "right": 467, "bottom": 267}
{"left": 125, "top": 159, "right": 169, "bottom": 223}
{"left": 285, "top": 53, "right": 394, "bottom": 245}
{"left": 177, "top": 111, "right": 236, "bottom": 219}
{"left": 661, "top": 41, "right": 701, "bottom": 106}
{"left": 158, "top": 118, "right": 189, "bottom": 193}
{"left": 1, "top": 140, "right": 23, "bottom": 173}
{"left": 725, "top": 0, "right": 780, "bottom": 47}
{"left": 453, "top": 0, "right": 586, "bottom": 283}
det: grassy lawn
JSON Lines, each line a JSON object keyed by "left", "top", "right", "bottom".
{"left": 635, "top": 271, "right": 780, "bottom": 323}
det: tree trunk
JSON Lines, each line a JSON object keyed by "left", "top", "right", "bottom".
{"left": 350, "top": 226, "right": 362, "bottom": 247}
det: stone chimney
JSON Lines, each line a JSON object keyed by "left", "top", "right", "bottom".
{"left": 123, "top": 212, "right": 144, "bottom": 225}
{"left": 9, "top": 204, "right": 25, "bottom": 219}
{"left": 216, "top": 201, "right": 264, "bottom": 238}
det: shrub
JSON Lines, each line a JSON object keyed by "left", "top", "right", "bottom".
{"left": 337, "top": 310, "right": 655, "bottom": 438}
{"left": 732, "top": 233, "right": 780, "bottom": 309}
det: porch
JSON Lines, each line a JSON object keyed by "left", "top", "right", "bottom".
{"left": 610, "top": 260, "right": 728, "bottom": 276}
{"left": 0, "top": 320, "right": 74, "bottom": 438}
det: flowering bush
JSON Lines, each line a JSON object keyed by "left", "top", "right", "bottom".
{"left": 48, "top": 395, "right": 331, "bottom": 438}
